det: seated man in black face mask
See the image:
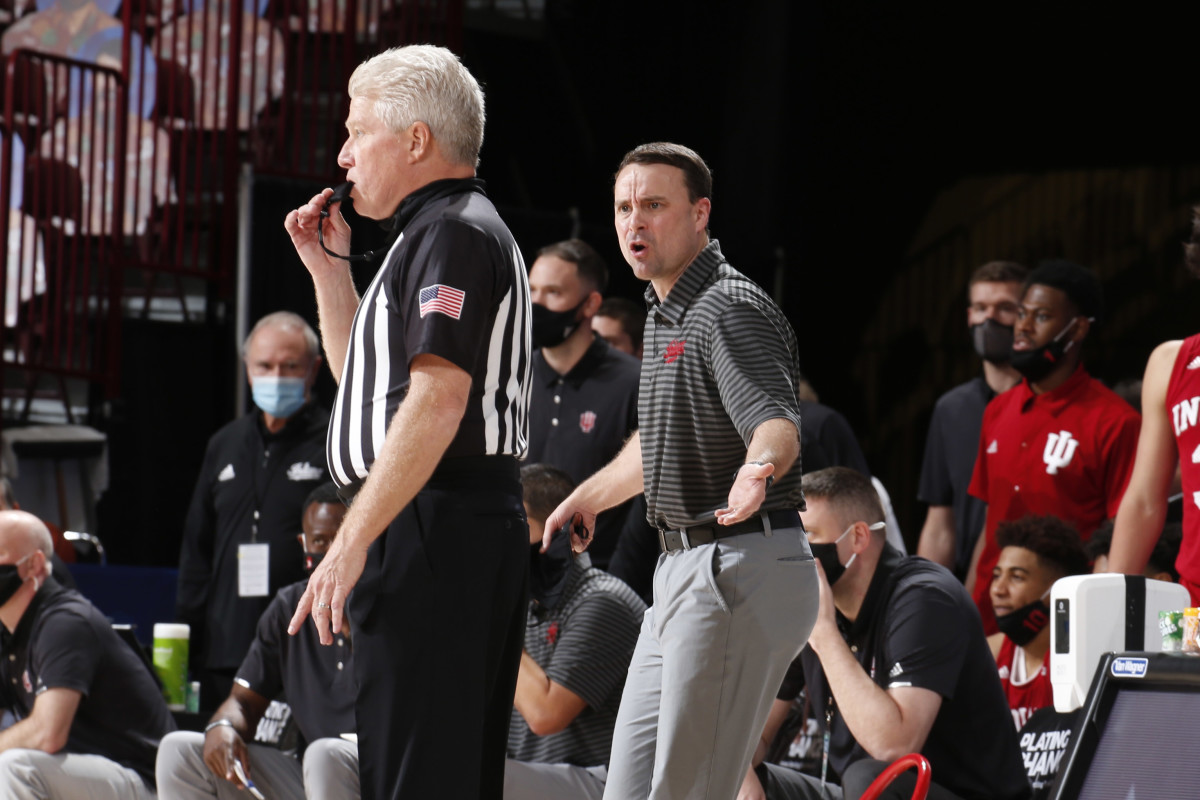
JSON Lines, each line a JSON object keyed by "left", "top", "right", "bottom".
{"left": 740, "top": 468, "right": 1029, "bottom": 800}
{"left": 525, "top": 239, "right": 642, "bottom": 570}
{"left": 509, "top": 464, "right": 646, "bottom": 800}
{"left": 157, "top": 482, "right": 359, "bottom": 800}
{"left": 0, "top": 510, "right": 175, "bottom": 799}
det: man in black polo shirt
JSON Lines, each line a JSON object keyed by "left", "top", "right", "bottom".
{"left": 177, "top": 310, "right": 329, "bottom": 710}
{"left": 157, "top": 482, "right": 357, "bottom": 799}
{"left": 284, "top": 45, "right": 530, "bottom": 799}
{"left": 527, "top": 238, "right": 641, "bottom": 569}
{"left": 546, "top": 142, "right": 818, "bottom": 799}
{"left": 916, "top": 261, "right": 1027, "bottom": 580}
{"left": 0, "top": 510, "right": 175, "bottom": 798}
{"left": 742, "top": 468, "right": 1029, "bottom": 800}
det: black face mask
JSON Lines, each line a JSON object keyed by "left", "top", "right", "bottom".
{"left": 531, "top": 300, "right": 586, "bottom": 349}
{"left": 1010, "top": 317, "right": 1080, "bottom": 382}
{"left": 809, "top": 541, "right": 852, "bottom": 587}
{"left": 971, "top": 318, "right": 1014, "bottom": 364}
{"left": 0, "top": 554, "right": 32, "bottom": 606}
{"left": 996, "top": 597, "right": 1050, "bottom": 647}
{"left": 809, "top": 522, "right": 874, "bottom": 587}
{"left": 529, "top": 528, "right": 574, "bottom": 613}
{"left": 809, "top": 521, "right": 886, "bottom": 586}
{"left": 304, "top": 551, "right": 325, "bottom": 575}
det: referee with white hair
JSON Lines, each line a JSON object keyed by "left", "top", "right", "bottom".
{"left": 284, "top": 45, "right": 531, "bottom": 799}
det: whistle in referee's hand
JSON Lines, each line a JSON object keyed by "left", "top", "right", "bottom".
{"left": 323, "top": 181, "right": 355, "bottom": 216}
{"left": 558, "top": 513, "right": 591, "bottom": 546}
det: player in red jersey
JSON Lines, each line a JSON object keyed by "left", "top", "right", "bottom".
{"left": 1109, "top": 209, "right": 1200, "bottom": 601}
{"left": 989, "top": 515, "right": 1089, "bottom": 731}
{"left": 965, "top": 260, "right": 1140, "bottom": 634}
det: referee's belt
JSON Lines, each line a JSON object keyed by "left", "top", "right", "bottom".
{"left": 657, "top": 509, "right": 802, "bottom": 553}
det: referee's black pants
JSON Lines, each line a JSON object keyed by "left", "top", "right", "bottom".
{"left": 349, "top": 471, "right": 528, "bottom": 800}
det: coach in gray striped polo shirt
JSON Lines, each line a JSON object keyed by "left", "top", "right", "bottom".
{"left": 544, "top": 142, "right": 820, "bottom": 800}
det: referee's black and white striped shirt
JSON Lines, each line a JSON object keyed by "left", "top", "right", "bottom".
{"left": 327, "top": 178, "right": 531, "bottom": 493}
{"left": 639, "top": 239, "right": 804, "bottom": 530}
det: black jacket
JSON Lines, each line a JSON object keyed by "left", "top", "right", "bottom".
{"left": 177, "top": 403, "right": 329, "bottom": 671}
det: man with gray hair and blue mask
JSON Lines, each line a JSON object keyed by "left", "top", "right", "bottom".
{"left": 284, "top": 44, "right": 531, "bottom": 800}
{"left": 177, "top": 310, "right": 330, "bottom": 714}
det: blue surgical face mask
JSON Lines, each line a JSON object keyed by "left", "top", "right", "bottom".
{"left": 252, "top": 376, "right": 307, "bottom": 419}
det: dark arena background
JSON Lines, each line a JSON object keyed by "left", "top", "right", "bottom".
{"left": 0, "top": 0, "right": 1194, "bottom": 567}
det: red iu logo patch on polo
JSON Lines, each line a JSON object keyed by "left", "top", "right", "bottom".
{"left": 664, "top": 339, "right": 686, "bottom": 364}
{"left": 580, "top": 411, "right": 596, "bottom": 433}
{"left": 546, "top": 622, "right": 559, "bottom": 645}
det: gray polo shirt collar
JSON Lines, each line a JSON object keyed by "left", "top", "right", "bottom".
{"left": 643, "top": 239, "right": 725, "bottom": 327}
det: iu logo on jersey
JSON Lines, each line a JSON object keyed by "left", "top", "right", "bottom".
{"left": 1172, "top": 396, "right": 1200, "bottom": 436}
{"left": 579, "top": 411, "right": 596, "bottom": 434}
{"left": 1044, "top": 430, "right": 1079, "bottom": 475}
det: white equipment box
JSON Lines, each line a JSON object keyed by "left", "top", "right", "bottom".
{"left": 1049, "top": 574, "right": 1189, "bottom": 712}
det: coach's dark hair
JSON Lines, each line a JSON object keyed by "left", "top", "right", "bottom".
{"left": 615, "top": 142, "right": 713, "bottom": 204}
{"left": 536, "top": 239, "right": 609, "bottom": 295}
{"left": 596, "top": 297, "right": 646, "bottom": 352}
{"left": 801, "top": 467, "right": 884, "bottom": 528}
{"left": 521, "top": 463, "right": 576, "bottom": 525}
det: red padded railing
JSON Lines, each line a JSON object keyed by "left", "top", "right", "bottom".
{"left": 858, "top": 753, "right": 932, "bottom": 800}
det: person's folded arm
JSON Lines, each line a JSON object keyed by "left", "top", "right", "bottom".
{"left": 0, "top": 687, "right": 80, "bottom": 754}
{"left": 810, "top": 628, "right": 941, "bottom": 761}
{"left": 512, "top": 651, "right": 588, "bottom": 737}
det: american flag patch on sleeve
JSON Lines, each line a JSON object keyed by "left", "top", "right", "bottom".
{"left": 418, "top": 284, "right": 466, "bottom": 319}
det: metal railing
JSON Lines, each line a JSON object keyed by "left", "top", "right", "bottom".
{"left": 0, "top": 50, "right": 125, "bottom": 419}
{"left": 0, "top": 0, "right": 462, "bottom": 423}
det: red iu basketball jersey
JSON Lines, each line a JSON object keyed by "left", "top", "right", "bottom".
{"left": 1167, "top": 333, "right": 1200, "bottom": 585}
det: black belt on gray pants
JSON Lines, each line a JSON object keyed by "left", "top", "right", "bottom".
{"left": 657, "top": 509, "right": 802, "bottom": 553}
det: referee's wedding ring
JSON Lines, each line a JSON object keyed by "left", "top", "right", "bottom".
{"left": 316, "top": 602, "right": 331, "bottom": 610}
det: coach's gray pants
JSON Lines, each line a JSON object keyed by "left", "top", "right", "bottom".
{"left": 0, "top": 749, "right": 156, "bottom": 799}
{"left": 603, "top": 522, "right": 819, "bottom": 800}
{"left": 155, "top": 730, "right": 359, "bottom": 800}
{"left": 503, "top": 760, "right": 607, "bottom": 799}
